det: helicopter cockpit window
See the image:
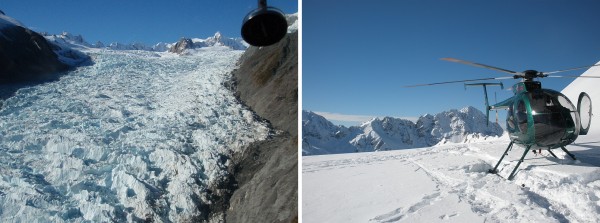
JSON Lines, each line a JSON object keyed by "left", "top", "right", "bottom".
{"left": 529, "top": 91, "right": 579, "bottom": 146}
{"left": 556, "top": 94, "right": 579, "bottom": 131}
{"left": 507, "top": 105, "right": 516, "bottom": 131}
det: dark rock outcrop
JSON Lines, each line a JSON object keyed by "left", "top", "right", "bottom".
{"left": 169, "top": 37, "right": 196, "bottom": 54}
{"left": 224, "top": 32, "right": 298, "bottom": 222}
{"left": 0, "top": 23, "right": 68, "bottom": 83}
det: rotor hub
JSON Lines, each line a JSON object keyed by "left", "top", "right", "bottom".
{"left": 523, "top": 70, "right": 540, "bottom": 80}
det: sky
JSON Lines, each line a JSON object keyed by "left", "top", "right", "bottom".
{"left": 0, "top": 0, "right": 298, "bottom": 45}
{"left": 304, "top": 0, "right": 600, "bottom": 127}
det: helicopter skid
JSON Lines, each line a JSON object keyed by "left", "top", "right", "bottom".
{"left": 489, "top": 141, "right": 578, "bottom": 180}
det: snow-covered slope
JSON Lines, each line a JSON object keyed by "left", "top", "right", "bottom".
{"left": 43, "top": 32, "right": 91, "bottom": 66}
{"left": 303, "top": 140, "right": 600, "bottom": 223}
{"left": 303, "top": 106, "right": 503, "bottom": 155}
{"left": 0, "top": 47, "right": 268, "bottom": 222}
{"left": 303, "top": 63, "right": 600, "bottom": 223}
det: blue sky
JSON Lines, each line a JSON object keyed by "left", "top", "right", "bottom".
{"left": 1, "top": 0, "right": 298, "bottom": 45}
{"left": 304, "top": 0, "right": 600, "bottom": 127}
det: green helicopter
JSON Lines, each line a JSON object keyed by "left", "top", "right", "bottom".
{"left": 407, "top": 58, "right": 600, "bottom": 180}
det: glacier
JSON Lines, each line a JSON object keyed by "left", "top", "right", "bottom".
{"left": 0, "top": 47, "right": 269, "bottom": 222}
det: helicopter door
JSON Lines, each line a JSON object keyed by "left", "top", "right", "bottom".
{"left": 577, "top": 92, "right": 592, "bottom": 135}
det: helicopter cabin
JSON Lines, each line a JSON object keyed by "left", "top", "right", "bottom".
{"left": 505, "top": 83, "right": 579, "bottom": 149}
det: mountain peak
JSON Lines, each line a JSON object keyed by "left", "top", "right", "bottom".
{"left": 213, "top": 31, "right": 222, "bottom": 40}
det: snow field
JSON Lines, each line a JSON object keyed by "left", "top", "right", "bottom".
{"left": 303, "top": 139, "right": 600, "bottom": 222}
{"left": 0, "top": 47, "right": 269, "bottom": 222}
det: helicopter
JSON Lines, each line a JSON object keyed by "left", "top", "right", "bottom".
{"left": 406, "top": 58, "right": 600, "bottom": 180}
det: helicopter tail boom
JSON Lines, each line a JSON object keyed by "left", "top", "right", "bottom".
{"left": 465, "top": 83, "right": 504, "bottom": 125}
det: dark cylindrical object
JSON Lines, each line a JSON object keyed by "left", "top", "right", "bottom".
{"left": 241, "top": 1, "right": 288, "bottom": 47}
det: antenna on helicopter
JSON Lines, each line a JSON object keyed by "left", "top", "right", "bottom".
{"left": 495, "top": 92, "right": 499, "bottom": 124}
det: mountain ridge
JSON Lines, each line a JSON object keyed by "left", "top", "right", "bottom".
{"left": 303, "top": 106, "right": 504, "bottom": 155}
{"left": 46, "top": 31, "right": 247, "bottom": 53}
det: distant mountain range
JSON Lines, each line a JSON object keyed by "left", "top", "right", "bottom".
{"left": 0, "top": 9, "right": 298, "bottom": 84}
{"left": 302, "top": 106, "right": 504, "bottom": 155}
{"left": 42, "top": 12, "right": 299, "bottom": 54}
{"left": 44, "top": 31, "right": 248, "bottom": 53}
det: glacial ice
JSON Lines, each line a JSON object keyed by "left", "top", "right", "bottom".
{"left": 0, "top": 47, "right": 269, "bottom": 222}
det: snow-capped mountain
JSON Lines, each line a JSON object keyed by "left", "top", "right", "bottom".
{"left": 152, "top": 42, "right": 173, "bottom": 52}
{"left": 40, "top": 10, "right": 301, "bottom": 54}
{"left": 107, "top": 42, "right": 154, "bottom": 51}
{"left": 44, "top": 32, "right": 95, "bottom": 48}
{"left": 43, "top": 32, "right": 92, "bottom": 66}
{"left": 418, "top": 106, "right": 504, "bottom": 144}
{"left": 286, "top": 12, "right": 298, "bottom": 33}
{"left": 302, "top": 111, "right": 362, "bottom": 154}
{"left": 303, "top": 106, "right": 504, "bottom": 155}
{"left": 45, "top": 31, "right": 246, "bottom": 53}
{"left": 169, "top": 32, "right": 247, "bottom": 54}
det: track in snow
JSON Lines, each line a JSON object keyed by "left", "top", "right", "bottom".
{"left": 303, "top": 139, "right": 600, "bottom": 223}
{"left": 0, "top": 47, "right": 269, "bottom": 222}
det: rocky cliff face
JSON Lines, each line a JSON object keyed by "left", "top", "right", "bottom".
{"left": 168, "top": 38, "right": 195, "bottom": 54}
{"left": 224, "top": 32, "right": 298, "bottom": 222}
{"left": 0, "top": 15, "right": 68, "bottom": 83}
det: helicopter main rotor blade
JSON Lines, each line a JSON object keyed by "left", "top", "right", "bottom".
{"left": 441, "top": 58, "right": 518, "bottom": 75}
{"left": 545, "top": 75, "right": 600, "bottom": 78}
{"left": 543, "top": 63, "right": 600, "bottom": 75}
{"left": 403, "top": 76, "right": 513, "bottom": 88}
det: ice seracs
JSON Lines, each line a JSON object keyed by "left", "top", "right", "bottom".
{"left": 0, "top": 40, "right": 268, "bottom": 223}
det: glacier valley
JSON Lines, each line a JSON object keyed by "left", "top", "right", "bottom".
{"left": 0, "top": 47, "right": 269, "bottom": 222}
